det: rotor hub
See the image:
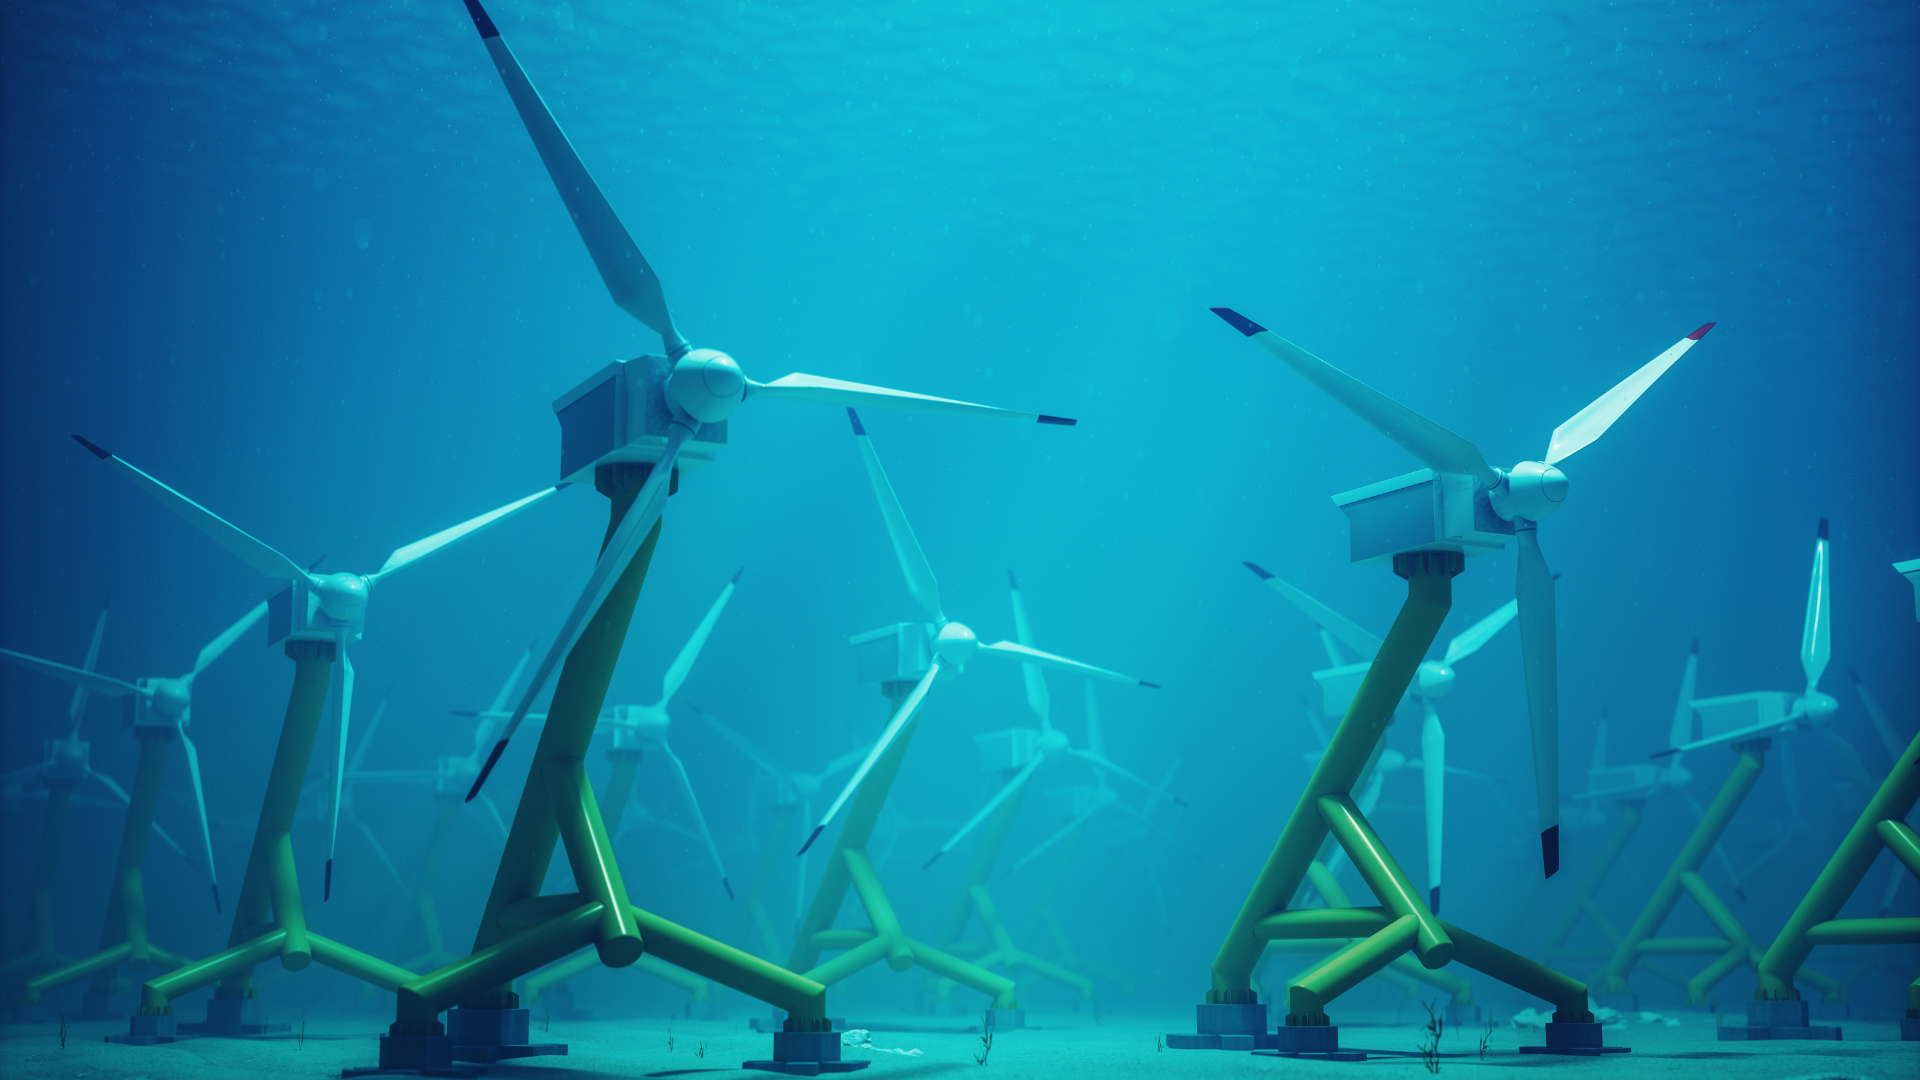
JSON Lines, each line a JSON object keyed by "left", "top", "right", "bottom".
{"left": 665, "top": 348, "right": 747, "bottom": 424}
{"left": 1379, "top": 748, "right": 1407, "bottom": 772}
{"left": 934, "top": 621, "right": 979, "bottom": 668}
{"left": 1415, "top": 662, "right": 1455, "bottom": 699}
{"left": 1799, "top": 690, "right": 1839, "bottom": 724}
{"left": 1037, "top": 728, "right": 1069, "bottom": 756}
{"left": 611, "top": 704, "right": 671, "bottom": 746}
{"left": 1661, "top": 762, "right": 1693, "bottom": 790}
{"left": 1490, "top": 461, "right": 1569, "bottom": 523}
{"left": 149, "top": 678, "right": 190, "bottom": 717}
{"left": 316, "top": 572, "right": 370, "bottom": 624}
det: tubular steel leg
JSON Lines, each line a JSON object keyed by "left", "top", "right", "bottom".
{"left": 1602, "top": 741, "right": 1768, "bottom": 994}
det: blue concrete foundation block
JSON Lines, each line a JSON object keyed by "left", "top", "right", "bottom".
{"left": 1445, "top": 1004, "right": 1484, "bottom": 1028}
{"left": 340, "top": 1034, "right": 486, "bottom": 1077}
{"left": 107, "top": 1013, "right": 180, "bottom": 1045}
{"left": 446, "top": 1006, "right": 529, "bottom": 1046}
{"left": 1717, "top": 1024, "right": 1841, "bottom": 1041}
{"left": 1519, "top": 1022, "right": 1630, "bottom": 1055}
{"left": 1168, "top": 1002, "right": 1268, "bottom": 1050}
{"left": 1251, "top": 1023, "right": 1367, "bottom": 1062}
{"left": 742, "top": 1030, "right": 870, "bottom": 1075}
{"left": 1901, "top": 1016, "right": 1919, "bottom": 1041}
{"left": 987, "top": 1008, "right": 1025, "bottom": 1031}
{"left": 1748, "top": 999, "right": 1808, "bottom": 1027}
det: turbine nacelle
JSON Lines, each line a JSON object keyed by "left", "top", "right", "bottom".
{"left": 610, "top": 703, "right": 671, "bottom": 748}
{"left": 1659, "top": 761, "right": 1693, "bottom": 791}
{"left": 665, "top": 348, "right": 748, "bottom": 424}
{"left": 1378, "top": 748, "right": 1409, "bottom": 772}
{"left": 1415, "top": 662, "right": 1456, "bottom": 699}
{"left": 1037, "top": 727, "right": 1070, "bottom": 757}
{"left": 1795, "top": 690, "right": 1839, "bottom": 726}
{"left": 1489, "top": 461, "right": 1569, "bottom": 523}
{"left": 146, "top": 677, "right": 191, "bottom": 718}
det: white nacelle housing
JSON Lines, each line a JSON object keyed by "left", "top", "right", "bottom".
{"left": 552, "top": 355, "right": 730, "bottom": 484}
{"left": 850, "top": 622, "right": 936, "bottom": 686}
{"left": 1332, "top": 469, "right": 1514, "bottom": 567}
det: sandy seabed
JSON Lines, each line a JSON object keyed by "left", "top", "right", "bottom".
{"left": 3, "top": 1011, "right": 1917, "bottom": 1079}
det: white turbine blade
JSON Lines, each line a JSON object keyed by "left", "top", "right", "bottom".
{"left": 1067, "top": 750, "right": 1159, "bottom": 795}
{"left": 487, "top": 645, "right": 535, "bottom": 715}
{"left": 749, "top": 373, "right": 1074, "bottom": 426}
{"left": 1443, "top": 599, "right": 1518, "bottom": 666}
{"left": 1670, "top": 642, "right": 1699, "bottom": 758}
{"left": 800, "top": 659, "right": 941, "bottom": 855}
{"left": 1007, "top": 803, "right": 1104, "bottom": 875}
{"left": 349, "top": 810, "right": 409, "bottom": 893}
{"left": 325, "top": 629, "right": 354, "bottom": 901}
{"left": 87, "top": 767, "right": 133, "bottom": 805}
{"left": 1848, "top": 669, "right": 1904, "bottom": 762}
{"left": 1801, "top": 519, "right": 1832, "bottom": 693}
{"left": 820, "top": 743, "right": 874, "bottom": 781}
{"left": 659, "top": 741, "right": 733, "bottom": 900}
{"left": 848, "top": 410, "right": 943, "bottom": 622}
{"left": 73, "top": 436, "right": 313, "bottom": 583}
{"left": 0, "top": 649, "right": 139, "bottom": 698}
{"left": 469, "top": 424, "right": 695, "bottom": 801}
{"left": 1544, "top": 324, "right": 1714, "bottom": 465}
{"left": 1142, "top": 758, "right": 1182, "bottom": 818}
{"left": 69, "top": 595, "right": 110, "bottom": 737}
{"left": 371, "top": 486, "right": 558, "bottom": 582}
{"left": 462, "top": 0, "right": 681, "bottom": 345}
{"left": 346, "top": 699, "right": 389, "bottom": 776}
{"left": 925, "top": 755, "right": 1043, "bottom": 868}
{"left": 1243, "top": 562, "right": 1384, "bottom": 660}
{"left": 696, "top": 706, "right": 787, "bottom": 779}
{"left": 478, "top": 793, "right": 511, "bottom": 839}
{"left": 1212, "top": 310, "right": 1498, "bottom": 486}
{"left": 1007, "top": 570, "right": 1051, "bottom": 728}
{"left": 149, "top": 820, "right": 194, "bottom": 866}
{"left": 977, "top": 640, "right": 1158, "bottom": 688}
{"left": 1421, "top": 699, "right": 1446, "bottom": 914}
{"left": 659, "top": 570, "right": 742, "bottom": 707}
{"left": 1516, "top": 525, "right": 1560, "bottom": 878}
{"left": 191, "top": 600, "right": 268, "bottom": 678}
{"left": 176, "top": 730, "right": 220, "bottom": 911}
{"left": 1443, "top": 765, "right": 1504, "bottom": 784}
{"left": 1085, "top": 681, "right": 1107, "bottom": 760}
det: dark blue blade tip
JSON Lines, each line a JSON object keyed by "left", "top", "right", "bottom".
{"left": 847, "top": 408, "right": 865, "bottom": 436}
{"left": 1650, "top": 747, "right": 1678, "bottom": 759}
{"left": 723, "top": 878, "right": 735, "bottom": 901}
{"left": 211, "top": 884, "right": 221, "bottom": 914}
{"left": 72, "top": 434, "right": 111, "bottom": 459}
{"left": 1140, "top": 681, "right": 1161, "bottom": 689}
{"left": 467, "top": 740, "right": 508, "bottom": 802}
{"left": 1540, "top": 825, "right": 1559, "bottom": 878}
{"left": 1007, "top": 569, "right": 1019, "bottom": 589}
{"left": 1174, "top": 798, "right": 1190, "bottom": 809}
{"left": 1243, "top": 561, "right": 1274, "bottom": 580}
{"left": 1429, "top": 885, "right": 1440, "bottom": 915}
{"left": 732, "top": 566, "right": 746, "bottom": 584}
{"left": 1817, "top": 517, "right": 1829, "bottom": 540}
{"left": 1211, "top": 307, "right": 1266, "bottom": 336}
{"left": 323, "top": 859, "right": 333, "bottom": 901}
{"left": 462, "top": 0, "right": 501, "bottom": 39}
{"left": 923, "top": 851, "right": 943, "bottom": 870}
{"left": 796, "top": 824, "right": 825, "bottom": 856}
{"left": 1037, "top": 415, "right": 1076, "bottom": 426}
{"left": 1690, "top": 639, "right": 1699, "bottom": 654}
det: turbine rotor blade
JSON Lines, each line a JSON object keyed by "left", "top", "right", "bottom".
{"left": 461, "top": 0, "right": 682, "bottom": 348}
{"left": 1443, "top": 599, "right": 1518, "bottom": 666}
{"left": 977, "top": 640, "right": 1156, "bottom": 687}
{"left": 1007, "top": 803, "right": 1103, "bottom": 875}
{"left": 1007, "top": 570, "right": 1050, "bottom": 728}
{"left": 1212, "top": 310, "right": 1497, "bottom": 486}
{"left": 177, "top": 729, "right": 220, "bottom": 910}
{"left": 1848, "top": 669, "right": 1904, "bottom": 762}
{"left": 487, "top": 646, "right": 535, "bottom": 715}
{"left": 1670, "top": 641, "right": 1699, "bottom": 759}
{"left": 0, "top": 649, "right": 139, "bottom": 698}
{"left": 191, "top": 600, "right": 269, "bottom": 678}
{"left": 469, "top": 424, "right": 696, "bottom": 801}
{"left": 1802, "top": 519, "right": 1832, "bottom": 693}
{"left": 695, "top": 706, "right": 787, "bottom": 779}
{"left": 74, "top": 436, "right": 313, "bottom": 584}
{"left": 371, "top": 486, "right": 559, "bottom": 582}
{"left": 800, "top": 659, "right": 941, "bottom": 854}
{"left": 324, "top": 628, "right": 355, "bottom": 900}
{"left": 1544, "top": 324, "right": 1713, "bottom": 465}
{"left": 751, "top": 374, "right": 1073, "bottom": 425}
{"left": 659, "top": 570, "right": 741, "bottom": 707}
{"left": 848, "top": 410, "right": 943, "bottom": 622}
{"left": 661, "top": 741, "right": 733, "bottom": 900}
{"left": 1243, "top": 562, "right": 1383, "bottom": 659}
{"left": 70, "top": 596, "right": 110, "bottom": 737}
{"left": 1516, "top": 524, "right": 1560, "bottom": 878}
{"left": 925, "top": 755, "right": 1043, "bottom": 868}
{"left": 1421, "top": 699, "right": 1446, "bottom": 914}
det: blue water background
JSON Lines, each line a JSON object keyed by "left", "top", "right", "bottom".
{"left": 2, "top": 1, "right": 1915, "bottom": 1015}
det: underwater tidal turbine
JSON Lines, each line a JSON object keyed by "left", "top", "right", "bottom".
{"left": 72, "top": 437, "right": 554, "bottom": 1040}
{"left": 367, "top": 4, "right": 1079, "bottom": 1073}
{"left": 1175, "top": 309, "right": 1711, "bottom": 1059}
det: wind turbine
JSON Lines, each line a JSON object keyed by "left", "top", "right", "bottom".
{"left": 1246, "top": 562, "right": 1516, "bottom": 912}
{"left": 921, "top": 572, "right": 1168, "bottom": 869}
{"left": 700, "top": 707, "right": 869, "bottom": 944}
{"left": 72, "top": 434, "right": 557, "bottom": 898}
{"left": 804, "top": 420, "right": 1158, "bottom": 855}
{"left": 455, "top": 0, "right": 1076, "bottom": 803}
{"left": 1657, "top": 520, "right": 1838, "bottom": 760}
{"left": 1, "top": 590, "right": 248, "bottom": 910}
{"left": 1215, "top": 308, "right": 1712, "bottom": 877}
